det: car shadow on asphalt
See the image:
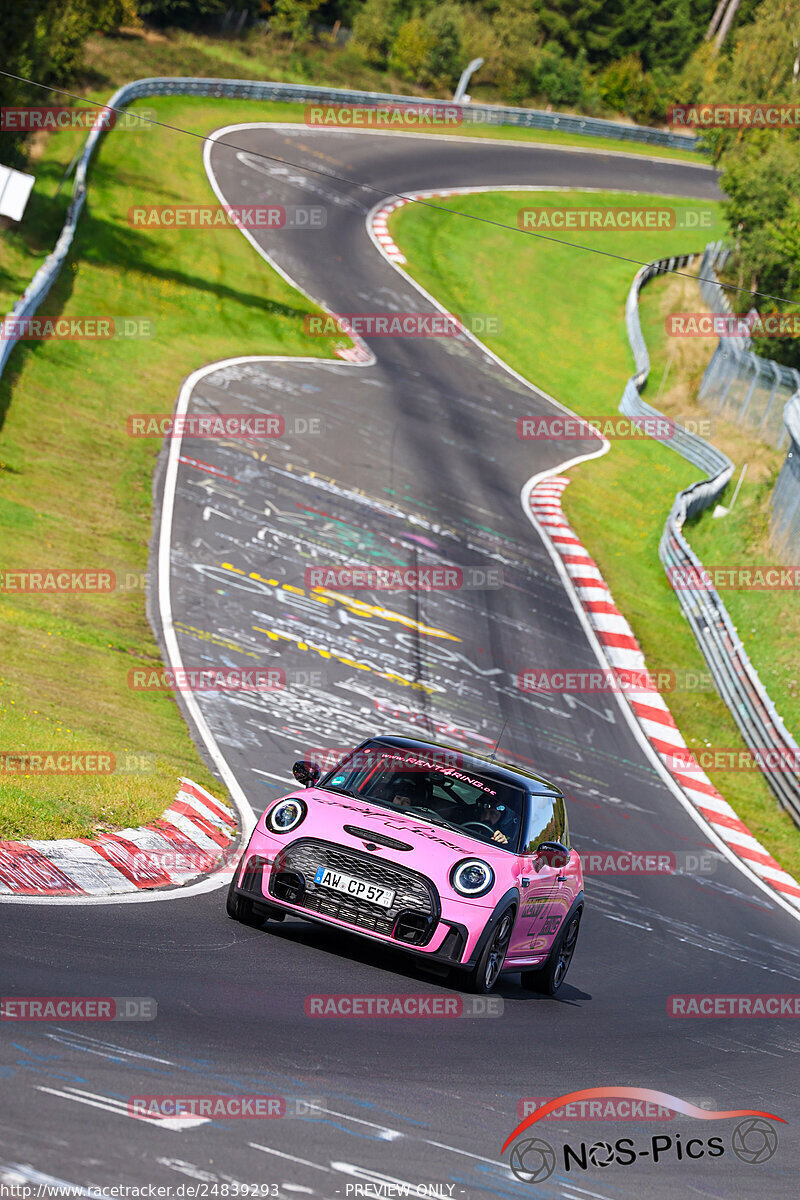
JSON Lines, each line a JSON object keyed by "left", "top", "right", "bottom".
{"left": 241, "top": 914, "right": 591, "bottom": 1005}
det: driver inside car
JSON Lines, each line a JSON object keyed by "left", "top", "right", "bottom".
{"left": 473, "top": 796, "right": 518, "bottom": 846}
{"left": 376, "top": 772, "right": 428, "bottom": 810}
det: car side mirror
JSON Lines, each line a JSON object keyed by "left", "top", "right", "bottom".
{"left": 535, "top": 840, "right": 570, "bottom": 869}
{"left": 292, "top": 760, "right": 321, "bottom": 788}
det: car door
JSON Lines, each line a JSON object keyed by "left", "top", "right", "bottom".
{"left": 508, "top": 791, "right": 576, "bottom": 960}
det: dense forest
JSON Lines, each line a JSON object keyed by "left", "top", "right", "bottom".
{"left": 2, "top": 1, "right": 765, "bottom": 127}
{"left": 134, "top": 1, "right": 765, "bottom": 122}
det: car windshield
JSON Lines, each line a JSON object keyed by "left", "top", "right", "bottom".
{"left": 319, "top": 741, "right": 526, "bottom": 852}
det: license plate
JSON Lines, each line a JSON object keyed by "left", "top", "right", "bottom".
{"left": 314, "top": 866, "right": 395, "bottom": 908}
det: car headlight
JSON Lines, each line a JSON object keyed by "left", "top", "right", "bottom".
{"left": 450, "top": 858, "right": 494, "bottom": 897}
{"left": 266, "top": 797, "right": 307, "bottom": 834}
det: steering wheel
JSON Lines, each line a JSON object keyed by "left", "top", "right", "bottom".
{"left": 461, "top": 820, "right": 495, "bottom": 836}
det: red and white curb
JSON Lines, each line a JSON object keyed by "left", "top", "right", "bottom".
{"left": 335, "top": 344, "right": 372, "bottom": 364}
{"left": 530, "top": 475, "right": 800, "bottom": 909}
{"left": 341, "top": 191, "right": 461, "bottom": 361}
{"left": 0, "top": 779, "right": 236, "bottom": 896}
{"left": 370, "top": 192, "right": 464, "bottom": 263}
{"left": 371, "top": 201, "right": 407, "bottom": 263}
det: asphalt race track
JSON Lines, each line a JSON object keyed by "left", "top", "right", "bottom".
{"left": 2, "top": 130, "right": 798, "bottom": 1199}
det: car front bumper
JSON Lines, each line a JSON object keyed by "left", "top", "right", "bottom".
{"left": 233, "top": 832, "right": 506, "bottom": 968}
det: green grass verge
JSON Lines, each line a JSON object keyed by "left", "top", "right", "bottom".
{"left": 690, "top": 492, "right": 800, "bottom": 736}
{"left": 0, "top": 118, "right": 90, "bottom": 317}
{"left": 0, "top": 95, "right": 344, "bottom": 839}
{"left": 392, "top": 190, "right": 800, "bottom": 882}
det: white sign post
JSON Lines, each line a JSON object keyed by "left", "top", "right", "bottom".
{"left": 0, "top": 164, "right": 35, "bottom": 221}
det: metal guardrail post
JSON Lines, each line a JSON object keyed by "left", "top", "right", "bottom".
{"left": 738, "top": 358, "right": 759, "bottom": 422}
{"left": 771, "top": 394, "right": 800, "bottom": 555}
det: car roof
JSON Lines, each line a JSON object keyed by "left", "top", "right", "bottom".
{"left": 363, "top": 734, "right": 562, "bottom": 796}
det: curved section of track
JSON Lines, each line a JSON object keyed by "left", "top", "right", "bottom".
{"left": 3, "top": 132, "right": 798, "bottom": 1198}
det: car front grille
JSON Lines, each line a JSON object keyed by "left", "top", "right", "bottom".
{"left": 268, "top": 838, "right": 440, "bottom": 943}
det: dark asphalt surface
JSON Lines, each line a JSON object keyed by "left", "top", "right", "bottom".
{"left": 2, "top": 130, "right": 798, "bottom": 1199}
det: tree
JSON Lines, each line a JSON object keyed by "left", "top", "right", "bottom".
{"left": 137, "top": 0, "right": 233, "bottom": 25}
{"left": 424, "top": 4, "right": 463, "bottom": 89}
{"left": 389, "top": 16, "right": 436, "bottom": 81}
{"left": 352, "top": 0, "right": 399, "bottom": 66}
{"left": 598, "top": 54, "right": 661, "bottom": 122}
{"left": 480, "top": 0, "right": 543, "bottom": 102}
{"left": 269, "top": 0, "right": 325, "bottom": 40}
{"left": 0, "top": 0, "right": 126, "bottom": 168}
{"left": 532, "top": 0, "right": 718, "bottom": 72}
{"left": 706, "top": 0, "right": 800, "bottom": 366}
{"left": 531, "top": 44, "right": 589, "bottom": 108}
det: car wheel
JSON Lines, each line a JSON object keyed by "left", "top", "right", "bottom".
{"left": 465, "top": 909, "right": 515, "bottom": 994}
{"left": 521, "top": 907, "right": 582, "bottom": 995}
{"left": 226, "top": 874, "right": 264, "bottom": 927}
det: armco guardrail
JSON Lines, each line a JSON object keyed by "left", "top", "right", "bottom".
{"left": 107, "top": 76, "right": 699, "bottom": 147}
{"left": 620, "top": 251, "right": 800, "bottom": 828}
{"left": 771, "top": 392, "right": 800, "bottom": 556}
{"left": 691, "top": 242, "right": 800, "bottom": 555}
{"left": 0, "top": 75, "right": 699, "bottom": 382}
{"left": 695, "top": 243, "right": 800, "bottom": 450}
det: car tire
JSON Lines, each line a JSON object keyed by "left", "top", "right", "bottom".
{"left": 521, "top": 906, "right": 582, "bottom": 995}
{"left": 226, "top": 874, "right": 264, "bottom": 927}
{"left": 464, "top": 908, "right": 515, "bottom": 994}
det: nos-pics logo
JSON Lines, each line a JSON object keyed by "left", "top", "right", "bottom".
{"left": 502, "top": 1088, "right": 783, "bottom": 1183}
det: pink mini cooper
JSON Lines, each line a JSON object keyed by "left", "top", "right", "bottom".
{"left": 226, "top": 736, "right": 583, "bottom": 994}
